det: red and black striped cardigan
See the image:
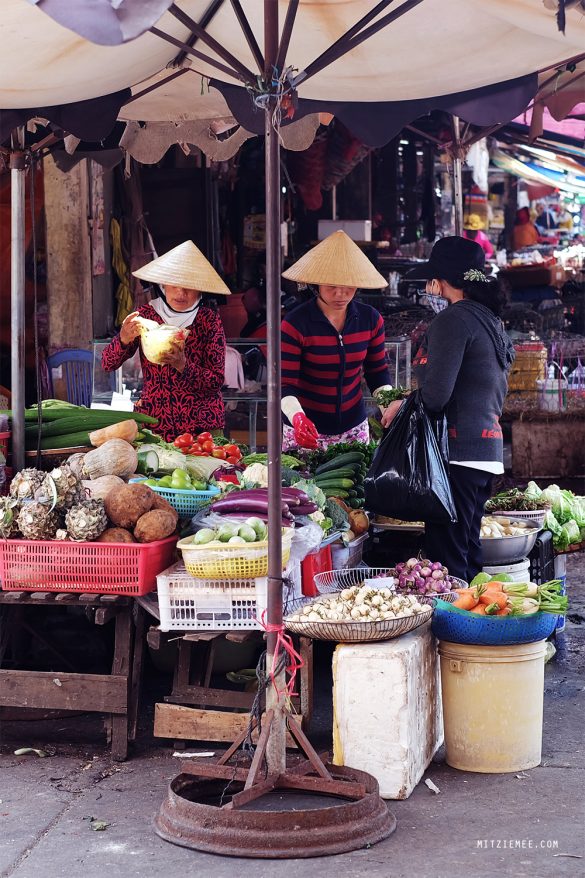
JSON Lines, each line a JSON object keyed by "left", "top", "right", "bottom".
{"left": 281, "top": 298, "right": 390, "bottom": 436}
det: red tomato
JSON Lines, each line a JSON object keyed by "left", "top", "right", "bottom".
{"left": 197, "top": 431, "right": 213, "bottom": 443}
{"left": 190, "top": 450, "right": 206, "bottom": 456}
{"left": 174, "top": 433, "right": 193, "bottom": 448}
{"left": 200, "top": 439, "right": 214, "bottom": 453}
{"left": 212, "top": 447, "right": 227, "bottom": 460}
{"left": 224, "top": 444, "right": 241, "bottom": 459}
{"left": 226, "top": 455, "right": 240, "bottom": 465}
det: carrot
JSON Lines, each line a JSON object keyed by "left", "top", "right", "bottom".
{"left": 471, "top": 604, "right": 487, "bottom": 614}
{"left": 453, "top": 593, "right": 479, "bottom": 611}
{"left": 496, "top": 607, "right": 511, "bottom": 616}
{"left": 479, "top": 591, "right": 507, "bottom": 609}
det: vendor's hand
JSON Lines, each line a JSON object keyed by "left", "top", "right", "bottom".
{"left": 160, "top": 342, "right": 186, "bottom": 373}
{"left": 380, "top": 399, "right": 404, "bottom": 429}
{"left": 119, "top": 311, "right": 143, "bottom": 346}
{"left": 292, "top": 412, "right": 319, "bottom": 449}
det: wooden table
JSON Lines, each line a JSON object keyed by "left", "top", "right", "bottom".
{"left": 148, "top": 627, "right": 313, "bottom": 747}
{"left": 0, "top": 591, "right": 146, "bottom": 761}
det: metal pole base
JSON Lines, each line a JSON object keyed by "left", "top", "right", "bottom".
{"left": 155, "top": 710, "right": 396, "bottom": 858}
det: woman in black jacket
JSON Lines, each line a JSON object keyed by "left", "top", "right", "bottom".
{"left": 383, "top": 237, "right": 515, "bottom": 581}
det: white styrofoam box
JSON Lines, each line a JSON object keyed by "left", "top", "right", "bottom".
{"left": 332, "top": 623, "right": 443, "bottom": 800}
{"left": 317, "top": 220, "right": 372, "bottom": 242}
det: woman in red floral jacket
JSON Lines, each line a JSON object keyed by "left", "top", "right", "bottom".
{"left": 102, "top": 241, "right": 230, "bottom": 441}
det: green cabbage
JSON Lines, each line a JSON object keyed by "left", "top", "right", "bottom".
{"left": 525, "top": 480, "right": 542, "bottom": 500}
{"left": 293, "top": 479, "right": 326, "bottom": 510}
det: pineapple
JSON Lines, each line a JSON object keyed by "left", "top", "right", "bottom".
{"left": 41, "top": 465, "right": 84, "bottom": 509}
{"left": 65, "top": 499, "right": 108, "bottom": 542}
{"left": 0, "top": 497, "right": 20, "bottom": 538}
{"left": 17, "top": 501, "right": 61, "bottom": 540}
{"left": 9, "top": 468, "right": 46, "bottom": 502}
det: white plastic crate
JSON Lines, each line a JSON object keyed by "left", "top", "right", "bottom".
{"left": 156, "top": 562, "right": 301, "bottom": 632}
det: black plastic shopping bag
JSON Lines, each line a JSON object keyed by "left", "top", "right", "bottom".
{"left": 364, "top": 392, "right": 457, "bottom": 524}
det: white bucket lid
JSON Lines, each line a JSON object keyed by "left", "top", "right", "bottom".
{"left": 483, "top": 558, "right": 530, "bottom": 574}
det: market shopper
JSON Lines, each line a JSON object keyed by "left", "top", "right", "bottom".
{"left": 462, "top": 214, "right": 494, "bottom": 259}
{"left": 102, "top": 240, "right": 230, "bottom": 441}
{"left": 280, "top": 230, "right": 392, "bottom": 450}
{"left": 512, "top": 207, "right": 539, "bottom": 249}
{"left": 382, "top": 237, "right": 515, "bottom": 581}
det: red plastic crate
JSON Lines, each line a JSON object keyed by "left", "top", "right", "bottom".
{"left": 0, "top": 536, "right": 178, "bottom": 595}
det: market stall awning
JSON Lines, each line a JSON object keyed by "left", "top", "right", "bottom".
{"left": 3, "top": 0, "right": 585, "bottom": 148}
{"left": 492, "top": 147, "right": 585, "bottom": 196}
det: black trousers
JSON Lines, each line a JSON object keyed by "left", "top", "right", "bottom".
{"left": 424, "top": 465, "right": 494, "bottom": 582}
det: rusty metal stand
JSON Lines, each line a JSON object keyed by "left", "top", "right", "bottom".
{"left": 155, "top": 704, "right": 396, "bottom": 857}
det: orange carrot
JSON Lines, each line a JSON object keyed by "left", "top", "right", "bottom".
{"left": 471, "top": 604, "right": 487, "bottom": 614}
{"left": 479, "top": 592, "right": 507, "bottom": 609}
{"left": 496, "top": 607, "right": 511, "bottom": 616}
{"left": 453, "top": 593, "right": 479, "bottom": 611}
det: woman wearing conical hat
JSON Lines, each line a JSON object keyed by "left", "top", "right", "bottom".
{"left": 102, "top": 241, "right": 230, "bottom": 442}
{"left": 281, "top": 231, "right": 392, "bottom": 450}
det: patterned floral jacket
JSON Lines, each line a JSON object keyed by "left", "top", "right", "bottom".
{"left": 101, "top": 303, "right": 226, "bottom": 441}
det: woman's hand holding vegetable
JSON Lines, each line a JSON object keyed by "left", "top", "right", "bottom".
{"left": 380, "top": 399, "right": 404, "bottom": 429}
{"left": 119, "top": 311, "right": 143, "bottom": 346}
{"left": 292, "top": 412, "right": 319, "bottom": 449}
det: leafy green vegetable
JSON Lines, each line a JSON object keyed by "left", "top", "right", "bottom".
{"left": 243, "top": 452, "right": 301, "bottom": 468}
{"left": 325, "top": 497, "right": 349, "bottom": 530}
{"left": 373, "top": 387, "right": 409, "bottom": 407}
{"left": 292, "top": 479, "right": 326, "bottom": 510}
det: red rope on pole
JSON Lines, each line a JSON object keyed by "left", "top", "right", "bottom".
{"left": 258, "top": 611, "right": 304, "bottom": 700}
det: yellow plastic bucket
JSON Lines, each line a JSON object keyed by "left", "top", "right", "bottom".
{"left": 438, "top": 640, "right": 546, "bottom": 773}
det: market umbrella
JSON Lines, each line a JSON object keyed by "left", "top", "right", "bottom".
{"left": 4, "top": 0, "right": 585, "bottom": 811}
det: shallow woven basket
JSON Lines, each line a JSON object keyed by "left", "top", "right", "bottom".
{"left": 285, "top": 602, "right": 433, "bottom": 642}
{"left": 312, "top": 567, "right": 466, "bottom": 605}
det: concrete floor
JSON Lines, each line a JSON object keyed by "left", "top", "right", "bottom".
{"left": 1, "top": 554, "right": 584, "bottom": 878}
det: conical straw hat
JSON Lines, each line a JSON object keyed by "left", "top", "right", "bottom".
{"left": 133, "top": 241, "right": 231, "bottom": 295}
{"left": 282, "top": 230, "right": 387, "bottom": 289}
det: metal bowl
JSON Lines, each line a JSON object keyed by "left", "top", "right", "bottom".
{"left": 480, "top": 518, "right": 540, "bottom": 565}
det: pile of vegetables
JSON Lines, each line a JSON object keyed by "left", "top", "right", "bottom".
{"left": 1, "top": 400, "right": 159, "bottom": 451}
{"left": 386, "top": 556, "right": 461, "bottom": 596}
{"left": 208, "top": 486, "right": 317, "bottom": 526}
{"left": 173, "top": 431, "right": 243, "bottom": 465}
{"left": 480, "top": 516, "right": 538, "bottom": 538}
{"left": 485, "top": 487, "right": 550, "bottom": 513}
{"left": 525, "top": 481, "right": 585, "bottom": 551}
{"left": 190, "top": 517, "right": 268, "bottom": 546}
{"left": 143, "top": 469, "right": 210, "bottom": 492}
{"left": 2, "top": 453, "right": 178, "bottom": 545}
{"left": 287, "top": 586, "right": 427, "bottom": 624}
{"left": 312, "top": 451, "right": 367, "bottom": 508}
{"left": 449, "top": 572, "right": 567, "bottom": 617}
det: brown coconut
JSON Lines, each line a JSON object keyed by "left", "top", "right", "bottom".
{"left": 133, "top": 510, "right": 177, "bottom": 543}
{"left": 104, "top": 483, "right": 154, "bottom": 529}
{"left": 96, "top": 527, "right": 135, "bottom": 543}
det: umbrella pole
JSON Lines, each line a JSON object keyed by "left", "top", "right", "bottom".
{"left": 10, "top": 133, "right": 27, "bottom": 473}
{"left": 452, "top": 115, "right": 464, "bottom": 236}
{"left": 263, "top": 0, "right": 286, "bottom": 776}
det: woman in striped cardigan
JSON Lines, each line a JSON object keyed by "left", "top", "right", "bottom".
{"left": 280, "top": 231, "right": 392, "bottom": 450}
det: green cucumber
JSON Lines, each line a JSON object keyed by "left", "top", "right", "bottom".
{"left": 25, "top": 431, "right": 92, "bottom": 450}
{"left": 315, "top": 453, "right": 365, "bottom": 475}
{"left": 314, "top": 477, "right": 355, "bottom": 490}
{"left": 322, "top": 488, "right": 349, "bottom": 499}
{"left": 136, "top": 449, "right": 159, "bottom": 475}
{"left": 315, "top": 467, "right": 358, "bottom": 479}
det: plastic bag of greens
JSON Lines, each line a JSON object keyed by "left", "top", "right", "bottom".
{"left": 364, "top": 390, "right": 457, "bottom": 524}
